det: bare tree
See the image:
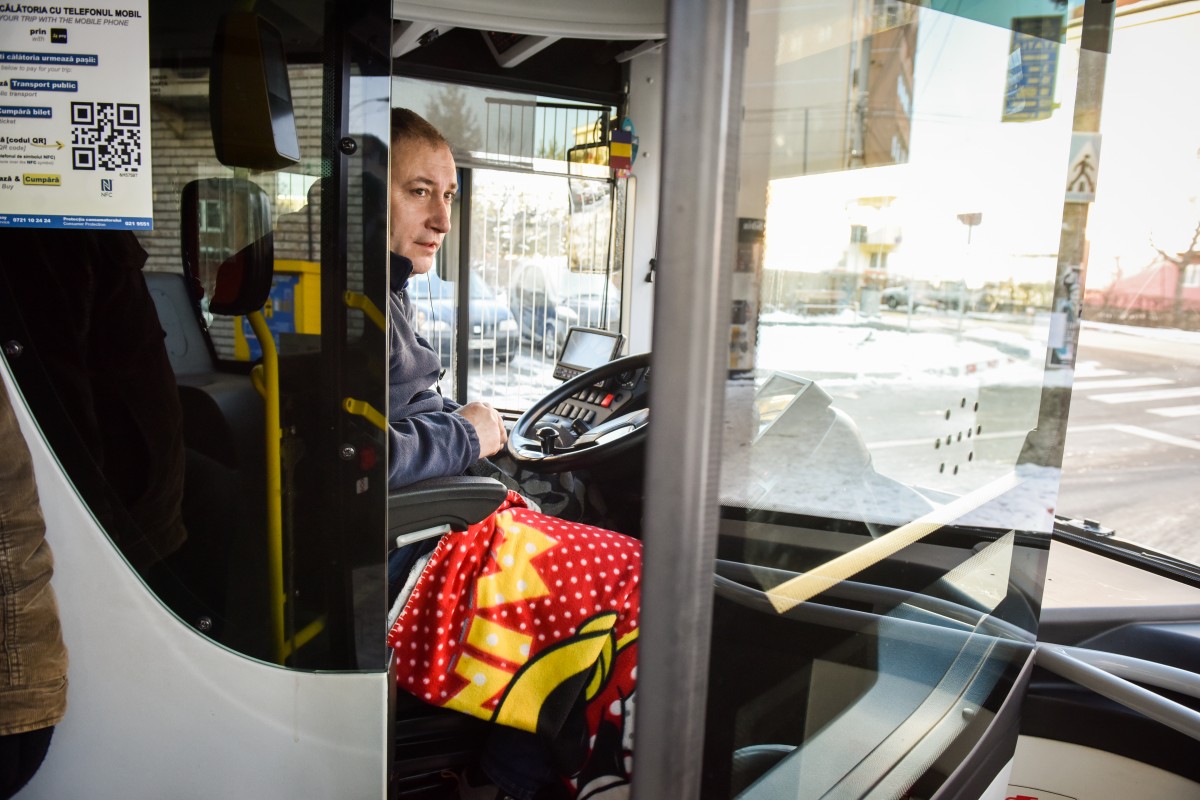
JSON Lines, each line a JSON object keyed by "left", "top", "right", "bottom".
{"left": 1152, "top": 216, "right": 1200, "bottom": 328}
{"left": 424, "top": 85, "right": 482, "bottom": 153}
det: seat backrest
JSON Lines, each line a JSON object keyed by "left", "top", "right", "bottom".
{"left": 145, "top": 271, "right": 217, "bottom": 378}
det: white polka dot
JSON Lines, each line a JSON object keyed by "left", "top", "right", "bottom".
{"left": 519, "top": 644, "right": 530, "bottom": 657}
{"left": 473, "top": 673, "right": 486, "bottom": 685}
{"left": 486, "top": 634, "right": 499, "bottom": 647}
{"left": 517, "top": 580, "right": 527, "bottom": 591}
{"left": 525, "top": 543, "right": 537, "bottom": 554}
{"left": 503, "top": 555, "right": 514, "bottom": 567}
{"left": 495, "top": 593, "right": 506, "bottom": 604}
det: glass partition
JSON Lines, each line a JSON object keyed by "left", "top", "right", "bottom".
{"left": 703, "top": 1, "right": 1095, "bottom": 796}
{"left": 0, "top": 0, "right": 390, "bottom": 671}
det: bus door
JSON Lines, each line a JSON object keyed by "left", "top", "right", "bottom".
{"left": 0, "top": 1, "right": 393, "bottom": 797}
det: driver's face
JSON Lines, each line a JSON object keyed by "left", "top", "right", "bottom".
{"left": 389, "top": 140, "right": 457, "bottom": 275}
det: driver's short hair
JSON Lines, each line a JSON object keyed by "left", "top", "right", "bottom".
{"left": 391, "top": 108, "right": 450, "bottom": 152}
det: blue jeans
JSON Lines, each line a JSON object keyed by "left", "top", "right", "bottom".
{"left": 480, "top": 726, "right": 561, "bottom": 800}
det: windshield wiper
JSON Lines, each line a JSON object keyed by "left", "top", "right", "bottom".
{"left": 1054, "top": 516, "right": 1200, "bottom": 587}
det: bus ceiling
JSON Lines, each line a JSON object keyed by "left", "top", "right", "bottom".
{"left": 390, "top": 0, "right": 667, "bottom": 103}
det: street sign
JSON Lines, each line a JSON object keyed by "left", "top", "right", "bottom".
{"left": 1065, "top": 132, "right": 1101, "bottom": 203}
{"left": 1002, "top": 16, "right": 1063, "bottom": 123}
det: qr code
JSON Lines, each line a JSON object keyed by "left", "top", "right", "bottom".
{"left": 70, "top": 102, "right": 142, "bottom": 172}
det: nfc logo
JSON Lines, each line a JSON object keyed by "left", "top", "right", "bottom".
{"left": 100, "top": 178, "right": 113, "bottom": 196}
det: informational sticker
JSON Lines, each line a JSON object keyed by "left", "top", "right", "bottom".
{"left": 1002, "top": 15, "right": 1062, "bottom": 124}
{"left": 0, "top": 1, "right": 151, "bottom": 230}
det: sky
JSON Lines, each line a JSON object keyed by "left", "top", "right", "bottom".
{"left": 762, "top": 3, "right": 1200, "bottom": 291}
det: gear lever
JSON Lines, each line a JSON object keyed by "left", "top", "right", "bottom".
{"left": 535, "top": 426, "right": 560, "bottom": 454}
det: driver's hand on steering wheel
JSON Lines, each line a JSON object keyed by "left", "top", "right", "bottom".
{"left": 456, "top": 401, "right": 507, "bottom": 458}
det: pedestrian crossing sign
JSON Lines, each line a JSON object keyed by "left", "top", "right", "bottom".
{"left": 1066, "top": 132, "right": 1101, "bottom": 203}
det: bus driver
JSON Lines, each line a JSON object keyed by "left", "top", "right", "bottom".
{"left": 385, "top": 109, "right": 640, "bottom": 800}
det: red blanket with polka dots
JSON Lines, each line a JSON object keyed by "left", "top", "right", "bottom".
{"left": 387, "top": 492, "right": 640, "bottom": 791}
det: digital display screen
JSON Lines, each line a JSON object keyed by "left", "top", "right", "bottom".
{"left": 559, "top": 327, "right": 622, "bottom": 371}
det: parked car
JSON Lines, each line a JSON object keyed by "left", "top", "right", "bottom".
{"left": 508, "top": 259, "right": 620, "bottom": 359}
{"left": 407, "top": 268, "right": 519, "bottom": 365}
{"left": 881, "top": 282, "right": 979, "bottom": 311}
{"left": 878, "top": 284, "right": 912, "bottom": 309}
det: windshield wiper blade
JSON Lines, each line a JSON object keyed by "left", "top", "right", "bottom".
{"left": 1053, "top": 515, "right": 1200, "bottom": 587}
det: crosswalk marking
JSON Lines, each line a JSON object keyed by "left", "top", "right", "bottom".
{"left": 1073, "top": 365, "right": 1126, "bottom": 379}
{"left": 1070, "top": 423, "right": 1200, "bottom": 451}
{"left": 1089, "top": 386, "right": 1200, "bottom": 405}
{"left": 1148, "top": 404, "right": 1200, "bottom": 419}
{"left": 1073, "top": 377, "right": 1174, "bottom": 391}
{"left": 1110, "top": 424, "right": 1200, "bottom": 451}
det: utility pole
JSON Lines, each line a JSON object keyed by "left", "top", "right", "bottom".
{"left": 1020, "top": 0, "right": 1114, "bottom": 470}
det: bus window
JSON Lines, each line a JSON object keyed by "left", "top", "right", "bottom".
{"left": 390, "top": 77, "right": 624, "bottom": 408}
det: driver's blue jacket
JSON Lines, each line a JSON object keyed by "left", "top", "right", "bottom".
{"left": 387, "top": 255, "right": 481, "bottom": 489}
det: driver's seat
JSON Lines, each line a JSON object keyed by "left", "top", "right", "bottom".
{"left": 387, "top": 475, "right": 506, "bottom": 792}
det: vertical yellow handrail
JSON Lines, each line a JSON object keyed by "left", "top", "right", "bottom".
{"left": 247, "top": 310, "right": 286, "bottom": 664}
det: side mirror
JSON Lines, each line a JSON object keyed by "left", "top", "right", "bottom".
{"left": 181, "top": 178, "right": 273, "bottom": 316}
{"left": 209, "top": 12, "right": 300, "bottom": 171}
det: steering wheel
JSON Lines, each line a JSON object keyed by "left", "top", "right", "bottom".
{"left": 507, "top": 352, "right": 652, "bottom": 472}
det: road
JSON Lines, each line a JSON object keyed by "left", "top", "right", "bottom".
{"left": 756, "top": 313, "right": 1200, "bottom": 564}
{"left": 1056, "top": 325, "right": 1200, "bottom": 564}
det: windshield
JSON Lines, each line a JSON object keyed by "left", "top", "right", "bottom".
{"left": 1054, "top": 4, "right": 1200, "bottom": 567}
